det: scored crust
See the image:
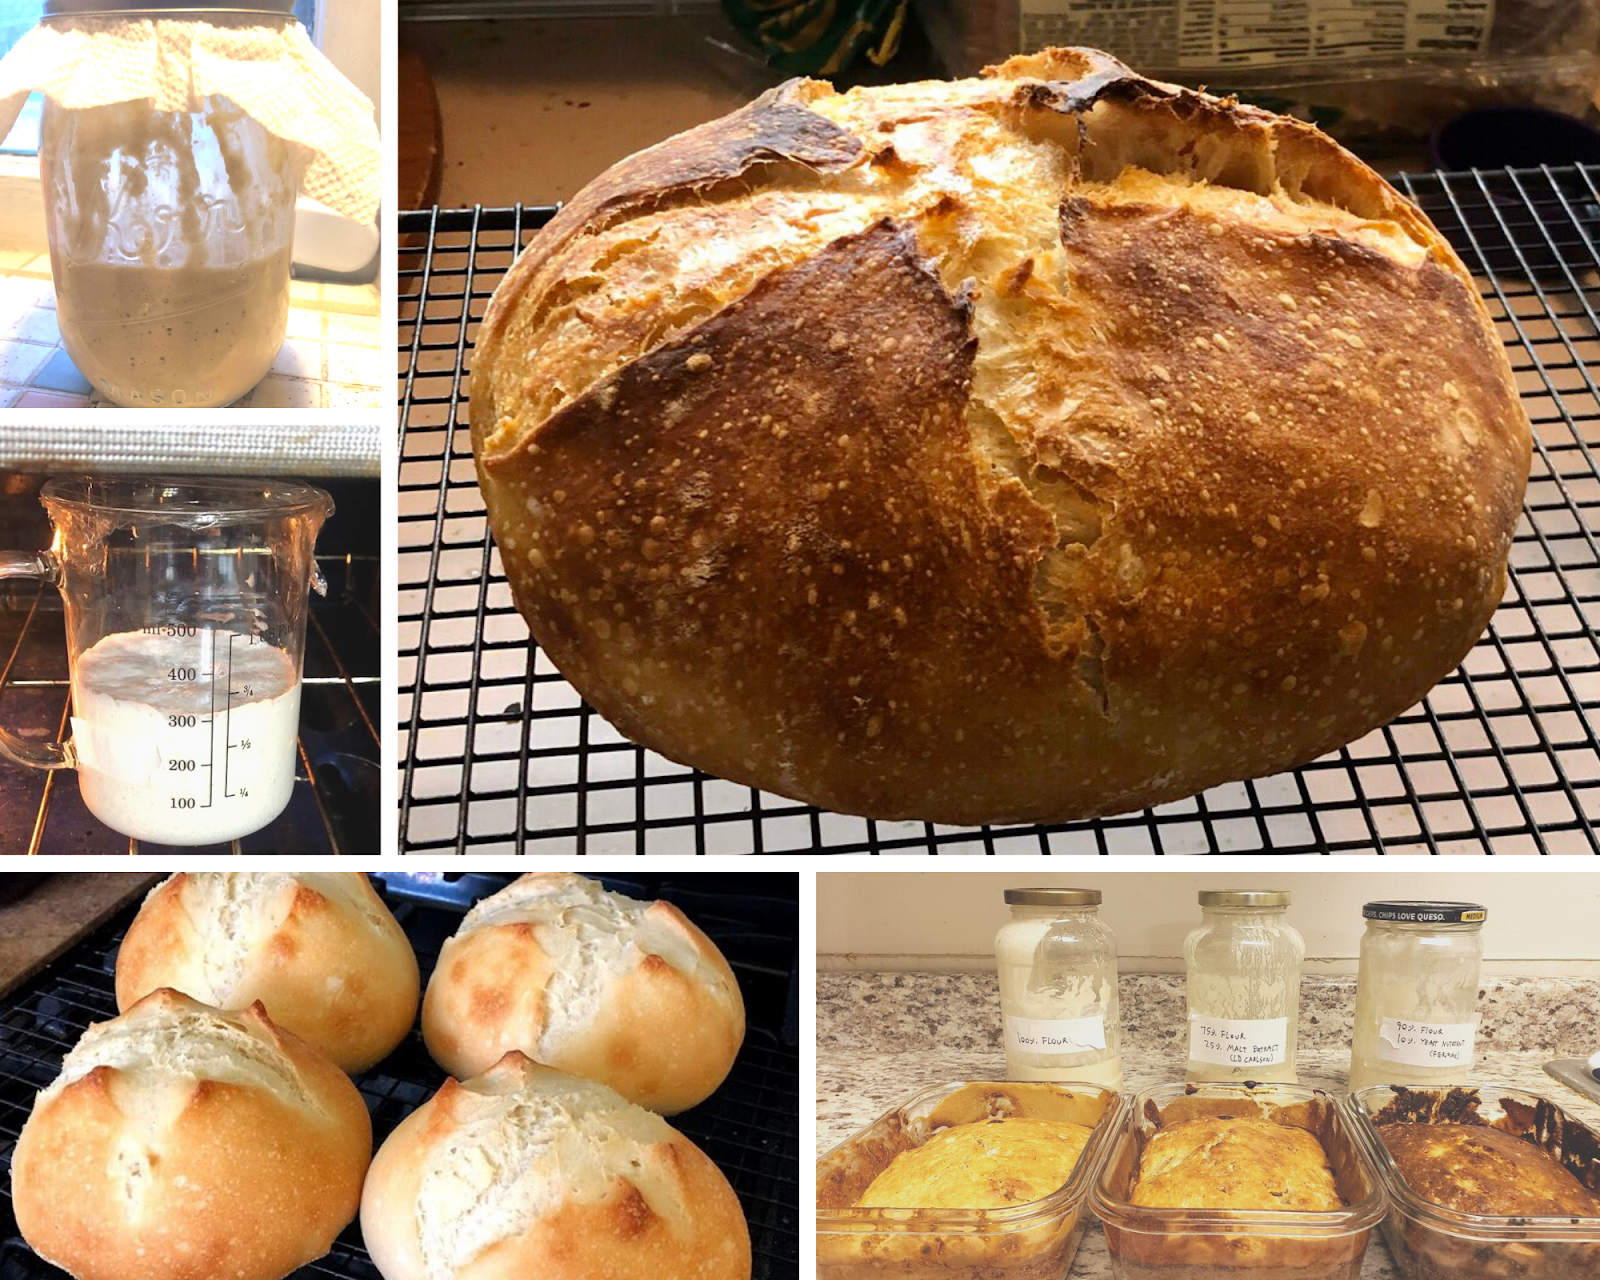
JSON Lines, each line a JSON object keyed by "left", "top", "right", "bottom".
{"left": 471, "top": 47, "right": 1531, "bottom": 824}
{"left": 421, "top": 874, "right": 744, "bottom": 1114}
{"left": 11, "top": 992, "right": 371, "bottom": 1280}
{"left": 359, "top": 1054, "right": 751, "bottom": 1280}
{"left": 114, "top": 872, "right": 421, "bottom": 1074}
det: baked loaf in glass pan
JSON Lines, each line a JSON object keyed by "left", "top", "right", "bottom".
{"left": 816, "top": 1080, "right": 1124, "bottom": 1279}
{"left": 1347, "top": 1085, "right": 1600, "bottom": 1280}
{"left": 1091, "top": 1083, "right": 1385, "bottom": 1280}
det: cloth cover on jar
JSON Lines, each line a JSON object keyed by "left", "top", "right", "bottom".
{"left": 0, "top": 15, "right": 378, "bottom": 224}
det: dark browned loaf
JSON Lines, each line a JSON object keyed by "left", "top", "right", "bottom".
{"left": 1381, "top": 1123, "right": 1600, "bottom": 1218}
{"left": 471, "top": 46, "right": 1531, "bottom": 824}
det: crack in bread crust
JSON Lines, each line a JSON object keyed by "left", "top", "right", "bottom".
{"left": 470, "top": 46, "right": 1532, "bottom": 824}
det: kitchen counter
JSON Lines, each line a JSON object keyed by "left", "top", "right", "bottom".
{"left": 402, "top": 15, "right": 944, "bottom": 210}
{"left": 0, "top": 260, "right": 382, "bottom": 410}
{"left": 0, "top": 874, "right": 155, "bottom": 996}
{"left": 818, "top": 971, "right": 1600, "bottom": 1280}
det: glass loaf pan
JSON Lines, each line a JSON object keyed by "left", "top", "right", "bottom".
{"left": 1091, "top": 1083, "right": 1386, "bottom": 1280}
{"left": 816, "top": 1079, "right": 1125, "bottom": 1280}
{"left": 1346, "top": 1084, "right": 1600, "bottom": 1280}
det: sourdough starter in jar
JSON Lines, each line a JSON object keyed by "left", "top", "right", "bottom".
{"left": 1184, "top": 890, "right": 1304, "bottom": 1083}
{"left": 995, "top": 888, "right": 1122, "bottom": 1088}
{"left": 43, "top": 97, "right": 296, "bottom": 407}
{"left": 1348, "top": 901, "right": 1486, "bottom": 1093}
{"left": 70, "top": 629, "right": 301, "bottom": 845}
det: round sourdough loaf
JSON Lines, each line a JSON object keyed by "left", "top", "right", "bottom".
{"left": 359, "top": 1052, "right": 751, "bottom": 1280}
{"left": 421, "top": 873, "right": 743, "bottom": 1113}
{"left": 11, "top": 989, "right": 372, "bottom": 1280}
{"left": 114, "top": 872, "right": 420, "bottom": 1073}
{"left": 470, "top": 46, "right": 1531, "bottom": 825}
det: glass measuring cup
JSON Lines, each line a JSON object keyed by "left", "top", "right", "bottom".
{"left": 0, "top": 476, "right": 332, "bottom": 847}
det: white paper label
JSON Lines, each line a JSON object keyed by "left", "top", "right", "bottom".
{"left": 1188, "top": 1015, "right": 1290, "bottom": 1068}
{"left": 1377, "top": 1016, "right": 1478, "bottom": 1067}
{"left": 1006, "top": 1013, "right": 1108, "bottom": 1054}
{"left": 1019, "top": 0, "right": 1495, "bottom": 70}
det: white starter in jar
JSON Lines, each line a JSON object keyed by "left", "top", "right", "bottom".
{"left": 1184, "top": 889, "right": 1304, "bottom": 1083}
{"left": 1348, "top": 900, "right": 1487, "bottom": 1093}
{"left": 69, "top": 628, "right": 302, "bottom": 845}
{"left": 994, "top": 887, "right": 1122, "bottom": 1089}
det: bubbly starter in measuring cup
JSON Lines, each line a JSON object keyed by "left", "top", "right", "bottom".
{"left": 70, "top": 629, "right": 300, "bottom": 845}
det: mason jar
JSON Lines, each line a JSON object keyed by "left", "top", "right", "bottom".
{"left": 1184, "top": 889, "right": 1304, "bottom": 1083}
{"left": 994, "top": 887, "right": 1121, "bottom": 1088}
{"left": 38, "top": 4, "right": 300, "bottom": 407}
{"left": 1348, "top": 901, "right": 1487, "bottom": 1093}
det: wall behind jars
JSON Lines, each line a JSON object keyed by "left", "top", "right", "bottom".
{"left": 816, "top": 870, "right": 1600, "bottom": 975}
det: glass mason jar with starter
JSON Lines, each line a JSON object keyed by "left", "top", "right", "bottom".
{"left": 1184, "top": 889, "right": 1304, "bottom": 1083}
{"left": 994, "top": 887, "right": 1122, "bottom": 1089}
{"left": 1348, "top": 901, "right": 1487, "bottom": 1093}
{"left": 0, "top": 0, "right": 379, "bottom": 411}
{"left": 37, "top": 2, "right": 304, "bottom": 408}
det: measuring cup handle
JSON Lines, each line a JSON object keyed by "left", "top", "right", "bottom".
{"left": 0, "top": 550, "right": 72, "bottom": 772}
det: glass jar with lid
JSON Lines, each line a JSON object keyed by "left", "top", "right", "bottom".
{"left": 1348, "top": 901, "right": 1487, "bottom": 1094}
{"left": 1184, "top": 889, "right": 1304, "bottom": 1083}
{"left": 37, "top": 0, "right": 303, "bottom": 407}
{"left": 994, "top": 887, "right": 1121, "bottom": 1089}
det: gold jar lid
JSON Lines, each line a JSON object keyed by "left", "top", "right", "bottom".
{"left": 1004, "top": 887, "right": 1102, "bottom": 906}
{"left": 1198, "top": 890, "right": 1291, "bottom": 907}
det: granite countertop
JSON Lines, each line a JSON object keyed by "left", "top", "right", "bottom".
{"left": 818, "top": 971, "right": 1600, "bottom": 1280}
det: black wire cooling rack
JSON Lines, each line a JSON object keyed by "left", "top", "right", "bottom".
{"left": 0, "top": 872, "right": 798, "bottom": 1280}
{"left": 399, "top": 165, "right": 1600, "bottom": 854}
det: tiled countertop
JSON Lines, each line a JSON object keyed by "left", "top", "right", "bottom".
{"left": 818, "top": 971, "right": 1600, "bottom": 1280}
{"left": 0, "top": 259, "right": 382, "bottom": 410}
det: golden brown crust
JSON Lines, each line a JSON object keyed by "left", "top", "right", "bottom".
{"left": 472, "top": 46, "right": 1531, "bottom": 824}
{"left": 1131, "top": 1116, "right": 1343, "bottom": 1212}
{"left": 471, "top": 77, "right": 863, "bottom": 442}
{"left": 421, "top": 875, "right": 744, "bottom": 1115}
{"left": 360, "top": 1054, "right": 750, "bottom": 1280}
{"left": 1100, "top": 1094, "right": 1376, "bottom": 1273}
{"left": 1380, "top": 1123, "right": 1600, "bottom": 1218}
{"left": 114, "top": 873, "right": 421, "bottom": 1074}
{"left": 857, "top": 1117, "right": 1094, "bottom": 1209}
{"left": 11, "top": 993, "right": 371, "bottom": 1280}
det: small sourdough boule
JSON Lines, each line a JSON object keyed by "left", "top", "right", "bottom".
{"left": 114, "top": 871, "right": 420, "bottom": 1073}
{"left": 359, "top": 1052, "right": 751, "bottom": 1280}
{"left": 470, "top": 45, "right": 1531, "bottom": 825}
{"left": 421, "top": 872, "right": 744, "bottom": 1114}
{"left": 11, "top": 989, "right": 372, "bottom": 1280}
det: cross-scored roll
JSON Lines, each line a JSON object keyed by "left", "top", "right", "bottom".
{"left": 114, "top": 872, "right": 420, "bottom": 1073}
{"left": 421, "top": 872, "right": 744, "bottom": 1114}
{"left": 11, "top": 989, "right": 372, "bottom": 1280}
{"left": 359, "top": 1052, "right": 751, "bottom": 1280}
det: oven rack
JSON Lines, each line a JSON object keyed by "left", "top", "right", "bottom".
{"left": 398, "top": 165, "right": 1600, "bottom": 854}
{"left": 0, "top": 872, "right": 799, "bottom": 1278}
{"left": 0, "top": 479, "right": 382, "bottom": 855}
